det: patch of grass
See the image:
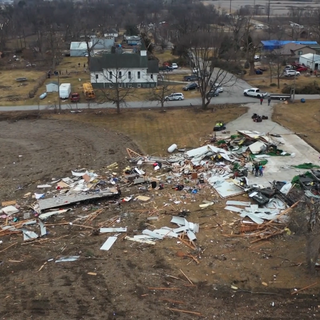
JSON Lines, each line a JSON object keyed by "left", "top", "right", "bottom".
{"left": 49, "top": 107, "right": 247, "bottom": 155}
{"left": 155, "top": 50, "right": 178, "bottom": 65}
{"left": 0, "top": 69, "right": 46, "bottom": 105}
{"left": 0, "top": 56, "right": 90, "bottom": 106}
{"left": 273, "top": 100, "right": 320, "bottom": 152}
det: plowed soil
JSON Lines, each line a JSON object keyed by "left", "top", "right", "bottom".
{"left": 0, "top": 115, "right": 319, "bottom": 320}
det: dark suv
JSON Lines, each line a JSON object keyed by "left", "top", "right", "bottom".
{"left": 206, "top": 89, "right": 219, "bottom": 98}
{"left": 183, "top": 82, "right": 198, "bottom": 91}
{"left": 183, "top": 75, "right": 198, "bottom": 81}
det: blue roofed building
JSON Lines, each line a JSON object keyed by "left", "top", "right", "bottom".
{"left": 261, "top": 40, "right": 319, "bottom": 51}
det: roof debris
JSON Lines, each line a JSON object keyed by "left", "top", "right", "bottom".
{"left": 0, "top": 129, "right": 319, "bottom": 260}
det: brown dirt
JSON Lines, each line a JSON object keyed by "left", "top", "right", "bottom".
{"left": 0, "top": 114, "right": 319, "bottom": 319}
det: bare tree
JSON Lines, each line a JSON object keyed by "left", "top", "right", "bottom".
{"left": 266, "top": 48, "right": 285, "bottom": 89}
{"left": 179, "top": 30, "right": 237, "bottom": 110}
{"left": 292, "top": 198, "right": 320, "bottom": 274}
{"left": 242, "top": 19, "right": 261, "bottom": 76}
{"left": 96, "top": 72, "right": 135, "bottom": 114}
{"left": 148, "top": 72, "right": 171, "bottom": 110}
{"left": 92, "top": 57, "right": 137, "bottom": 114}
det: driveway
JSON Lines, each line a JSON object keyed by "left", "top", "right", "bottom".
{"left": 218, "top": 99, "right": 320, "bottom": 187}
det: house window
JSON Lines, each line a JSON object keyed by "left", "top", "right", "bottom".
{"left": 298, "top": 51, "right": 302, "bottom": 55}
{"left": 109, "top": 72, "right": 112, "bottom": 79}
{"left": 137, "top": 71, "right": 141, "bottom": 79}
{"left": 119, "top": 71, "right": 122, "bottom": 79}
{"left": 150, "top": 74, "right": 153, "bottom": 79}
{"left": 128, "top": 71, "right": 131, "bottom": 79}
{"left": 95, "top": 74, "right": 98, "bottom": 80}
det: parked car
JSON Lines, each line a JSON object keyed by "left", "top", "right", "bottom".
{"left": 212, "top": 83, "right": 223, "bottom": 93}
{"left": 192, "top": 67, "right": 199, "bottom": 74}
{"left": 171, "top": 63, "right": 178, "bottom": 69}
{"left": 255, "top": 69, "right": 263, "bottom": 75}
{"left": 284, "top": 65, "right": 293, "bottom": 70}
{"left": 159, "top": 66, "right": 173, "bottom": 72}
{"left": 70, "top": 92, "right": 80, "bottom": 103}
{"left": 296, "top": 66, "right": 308, "bottom": 72}
{"left": 206, "top": 89, "right": 219, "bottom": 98}
{"left": 193, "top": 68, "right": 209, "bottom": 77}
{"left": 284, "top": 70, "right": 300, "bottom": 77}
{"left": 183, "top": 74, "right": 198, "bottom": 81}
{"left": 164, "top": 93, "right": 184, "bottom": 101}
{"left": 183, "top": 82, "right": 198, "bottom": 91}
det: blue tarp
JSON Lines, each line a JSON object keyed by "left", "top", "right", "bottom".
{"left": 261, "top": 40, "right": 318, "bottom": 51}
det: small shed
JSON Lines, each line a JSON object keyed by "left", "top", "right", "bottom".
{"left": 46, "top": 81, "right": 59, "bottom": 93}
{"left": 299, "top": 53, "right": 320, "bottom": 70}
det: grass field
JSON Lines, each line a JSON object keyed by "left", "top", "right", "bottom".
{"left": 48, "top": 106, "right": 247, "bottom": 155}
{"left": 273, "top": 100, "right": 320, "bottom": 152}
{"left": 155, "top": 50, "right": 178, "bottom": 65}
{"left": 0, "top": 69, "right": 46, "bottom": 105}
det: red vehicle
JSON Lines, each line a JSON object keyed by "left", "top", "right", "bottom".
{"left": 70, "top": 92, "right": 80, "bottom": 102}
{"left": 296, "top": 66, "right": 308, "bottom": 72}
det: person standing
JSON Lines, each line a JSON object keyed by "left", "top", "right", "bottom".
{"left": 254, "top": 163, "right": 259, "bottom": 177}
{"left": 268, "top": 96, "right": 271, "bottom": 106}
{"left": 260, "top": 97, "right": 263, "bottom": 105}
{"left": 258, "top": 165, "right": 264, "bottom": 176}
{"left": 251, "top": 163, "right": 256, "bottom": 176}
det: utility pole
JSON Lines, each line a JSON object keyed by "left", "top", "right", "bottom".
{"left": 292, "top": 73, "right": 296, "bottom": 103}
{"left": 58, "top": 72, "right": 61, "bottom": 112}
{"left": 229, "top": 0, "right": 232, "bottom": 14}
{"left": 267, "top": 0, "right": 271, "bottom": 23}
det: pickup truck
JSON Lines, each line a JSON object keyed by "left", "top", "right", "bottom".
{"left": 243, "top": 88, "right": 268, "bottom": 98}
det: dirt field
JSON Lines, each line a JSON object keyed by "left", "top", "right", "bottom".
{"left": 0, "top": 112, "right": 319, "bottom": 319}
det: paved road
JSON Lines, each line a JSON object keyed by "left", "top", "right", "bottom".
{"left": 0, "top": 93, "right": 318, "bottom": 112}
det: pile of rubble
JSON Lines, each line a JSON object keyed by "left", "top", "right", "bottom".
{"left": 0, "top": 130, "right": 318, "bottom": 254}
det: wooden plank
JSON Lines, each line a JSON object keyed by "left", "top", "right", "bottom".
{"left": 0, "top": 242, "right": 18, "bottom": 253}
{"left": 148, "top": 287, "right": 180, "bottom": 291}
{"left": 126, "top": 148, "right": 142, "bottom": 159}
{"left": 179, "top": 269, "right": 193, "bottom": 285}
{"left": 167, "top": 307, "right": 203, "bottom": 317}
{"left": 1, "top": 200, "right": 17, "bottom": 206}
{"left": 291, "top": 282, "right": 318, "bottom": 295}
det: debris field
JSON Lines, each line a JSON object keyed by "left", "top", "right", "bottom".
{"left": 0, "top": 119, "right": 319, "bottom": 319}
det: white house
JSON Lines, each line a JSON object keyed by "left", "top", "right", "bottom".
{"left": 70, "top": 42, "right": 90, "bottom": 57}
{"left": 104, "top": 29, "right": 119, "bottom": 40}
{"left": 70, "top": 37, "right": 115, "bottom": 57}
{"left": 90, "top": 44, "right": 159, "bottom": 88}
{"left": 46, "top": 81, "right": 59, "bottom": 93}
{"left": 299, "top": 53, "right": 320, "bottom": 70}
